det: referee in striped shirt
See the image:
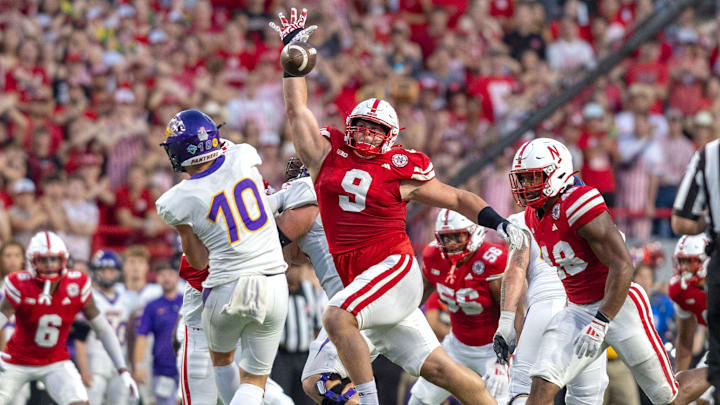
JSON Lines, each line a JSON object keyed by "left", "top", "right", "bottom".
{"left": 672, "top": 137, "right": 720, "bottom": 400}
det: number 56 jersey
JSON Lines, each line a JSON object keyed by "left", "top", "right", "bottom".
{"left": 314, "top": 126, "right": 435, "bottom": 285}
{"left": 156, "top": 143, "right": 286, "bottom": 288}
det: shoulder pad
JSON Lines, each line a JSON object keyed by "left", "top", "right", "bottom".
{"left": 156, "top": 189, "right": 200, "bottom": 227}
{"left": 231, "top": 143, "right": 262, "bottom": 167}
{"left": 561, "top": 186, "right": 608, "bottom": 229}
{"left": 284, "top": 177, "right": 317, "bottom": 210}
{"left": 389, "top": 149, "right": 435, "bottom": 182}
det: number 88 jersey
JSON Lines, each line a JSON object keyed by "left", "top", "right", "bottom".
{"left": 314, "top": 126, "right": 435, "bottom": 285}
{"left": 524, "top": 185, "right": 610, "bottom": 305}
{"left": 156, "top": 143, "right": 286, "bottom": 289}
{"left": 3, "top": 270, "right": 92, "bottom": 366}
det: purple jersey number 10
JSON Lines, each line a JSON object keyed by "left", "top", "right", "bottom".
{"left": 207, "top": 178, "right": 268, "bottom": 243}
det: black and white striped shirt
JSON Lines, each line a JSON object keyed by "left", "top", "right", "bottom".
{"left": 280, "top": 280, "right": 324, "bottom": 353}
{"left": 673, "top": 139, "right": 720, "bottom": 234}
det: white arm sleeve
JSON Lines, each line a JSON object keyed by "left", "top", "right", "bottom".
{"left": 265, "top": 189, "right": 288, "bottom": 216}
{"left": 90, "top": 315, "right": 127, "bottom": 370}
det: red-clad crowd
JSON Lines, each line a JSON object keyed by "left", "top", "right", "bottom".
{"left": 0, "top": 0, "right": 717, "bottom": 267}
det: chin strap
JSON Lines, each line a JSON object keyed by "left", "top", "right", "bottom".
{"left": 39, "top": 280, "right": 52, "bottom": 305}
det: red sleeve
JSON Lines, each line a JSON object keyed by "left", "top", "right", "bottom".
{"left": 396, "top": 149, "right": 434, "bottom": 182}
{"left": 80, "top": 272, "right": 93, "bottom": 304}
{"left": 425, "top": 291, "right": 441, "bottom": 311}
{"left": 562, "top": 186, "right": 609, "bottom": 231}
{"left": 421, "top": 243, "right": 438, "bottom": 280}
{"left": 3, "top": 273, "right": 23, "bottom": 308}
{"left": 482, "top": 243, "right": 508, "bottom": 280}
{"left": 178, "top": 255, "right": 209, "bottom": 292}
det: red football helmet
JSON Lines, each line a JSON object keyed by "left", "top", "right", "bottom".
{"left": 26, "top": 231, "right": 69, "bottom": 283}
{"left": 673, "top": 234, "right": 709, "bottom": 289}
{"left": 345, "top": 98, "right": 400, "bottom": 156}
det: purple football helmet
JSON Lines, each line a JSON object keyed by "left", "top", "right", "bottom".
{"left": 161, "top": 109, "right": 222, "bottom": 172}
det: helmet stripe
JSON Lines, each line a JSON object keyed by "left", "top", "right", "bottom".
{"left": 369, "top": 98, "right": 381, "bottom": 115}
{"left": 45, "top": 231, "right": 51, "bottom": 251}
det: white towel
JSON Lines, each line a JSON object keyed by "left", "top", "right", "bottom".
{"left": 221, "top": 275, "right": 268, "bottom": 324}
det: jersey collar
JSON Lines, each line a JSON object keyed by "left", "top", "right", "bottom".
{"left": 190, "top": 155, "right": 225, "bottom": 180}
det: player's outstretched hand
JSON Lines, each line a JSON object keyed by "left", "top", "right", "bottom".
{"left": 483, "top": 361, "right": 509, "bottom": 398}
{"left": 492, "top": 311, "right": 517, "bottom": 364}
{"left": 269, "top": 7, "right": 317, "bottom": 45}
{"left": 573, "top": 317, "right": 608, "bottom": 358}
{"left": 0, "top": 351, "right": 10, "bottom": 373}
{"left": 497, "top": 222, "right": 529, "bottom": 252}
{"left": 120, "top": 370, "right": 140, "bottom": 400}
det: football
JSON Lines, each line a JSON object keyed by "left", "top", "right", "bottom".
{"left": 280, "top": 41, "right": 317, "bottom": 77}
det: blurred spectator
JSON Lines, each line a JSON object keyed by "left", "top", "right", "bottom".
{"left": 114, "top": 165, "right": 165, "bottom": 242}
{"left": 26, "top": 126, "right": 63, "bottom": 185}
{"left": 633, "top": 263, "right": 675, "bottom": 343}
{"left": 133, "top": 262, "right": 181, "bottom": 405}
{"left": 61, "top": 176, "right": 99, "bottom": 262}
{"left": 577, "top": 103, "right": 618, "bottom": 207}
{"left": 503, "top": 2, "right": 546, "bottom": 60}
{"left": 547, "top": 17, "right": 595, "bottom": 75}
{"left": 654, "top": 109, "right": 696, "bottom": 237}
{"left": 668, "top": 32, "right": 710, "bottom": 116}
{"left": 690, "top": 110, "right": 716, "bottom": 148}
{"left": 7, "top": 178, "right": 49, "bottom": 247}
{"left": 40, "top": 173, "right": 68, "bottom": 234}
{"left": 616, "top": 114, "right": 661, "bottom": 240}
{"left": 0, "top": 240, "right": 24, "bottom": 282}
{"left": 615, "top": 84, "right": 669, "bottom": 140}
{"left": 624, "top": 41, "right": 669, "bottom": 113}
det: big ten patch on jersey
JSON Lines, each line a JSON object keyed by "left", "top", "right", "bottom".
{"left": 668, "top": 275, "right": 708, "bottom": 326}
{"left": 315, "top": 126, "right": 434, "bottom": 257}
{"left": 421, "top": 242, "right": 506, "bottom": 346}
{"left": 525, "top": 185, "right": 610, "bottom": 305}
{"left": 3, "top": 271, "right": 91, "bottom": 366}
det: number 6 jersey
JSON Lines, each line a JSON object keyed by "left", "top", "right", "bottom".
{"left": 156, "top": 143, "right": 286, "bottom": 288}
{"left": 314, "top": 126, "right": 435, "bottom": 285}
{"left": 2, "top": 270, "right": 92, "bottom": 366}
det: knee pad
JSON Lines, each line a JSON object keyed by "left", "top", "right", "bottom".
{"left": 317, "top": 373, "right": 356, "bottom": 405}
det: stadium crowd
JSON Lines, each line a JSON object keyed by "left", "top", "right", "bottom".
{"left": 0, "top": 0, "right": 717, "bottom": 404}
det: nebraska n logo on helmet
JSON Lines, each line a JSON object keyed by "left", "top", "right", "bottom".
{"left": 510, "top": 138, "right": 576, "bottom": 209}
{"left": 160, "top": 109, "right": 223, "bottom": 172}
{"left": 344, "top": 98, "right": 401, "bottom": 156}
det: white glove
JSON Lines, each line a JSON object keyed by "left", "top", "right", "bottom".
{"left": 483, "top": 361, "right": 509, "bottom": 398}
{"left": 497, "top": 222, "right": 529, "bottom": 252}
{"left": 493, "top": 311, "right": 517, "bottom": 364}
{"left": 0, "top": 351, "right": 10, "bottom": 373}
{"left": 269, "top": 7, "right": 317, "bottom": 44}
{"left": 573, "top": 317, "right": 608, "bottom": 358}
{"left": 120, "top": 370, "right": 139, "bottom": 400}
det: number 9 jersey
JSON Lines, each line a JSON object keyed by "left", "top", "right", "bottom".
{"left": 314, "top": 126, "right": 435, "bottom": 285}
{"left": 3, "top": 270, "right": 92, "bottom": 366}
{"left": 156, "top": 143, "right": 286, "bottom": 289}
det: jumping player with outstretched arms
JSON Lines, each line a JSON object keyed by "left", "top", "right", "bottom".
{"left": 272, "top": 8, "right": 528, "bottom": 405}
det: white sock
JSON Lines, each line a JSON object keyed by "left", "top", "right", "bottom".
{"left": 213, "top": 363, "right": 240, "bottom": 404}
{"left": 356, "top": 380, "right": 379, "bottom": 405}
{"left": 230, "top": 383, "right": 265, "bottom": 405}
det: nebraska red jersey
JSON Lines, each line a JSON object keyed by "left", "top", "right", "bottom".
{"left": 178, "top": 255, "right": 208, "bottom": 292}
{"left": 524, "top": 185, "right": 610, "bottom": 304}
{"left": 421, "top": 241, "right": 506, "bottom": 346}
{"left": 2, "top": 270, "right": 92, "bottom": 366}
{"left": 315, "top": 126, "right": 434, "bottom": 284}
{"left": 668, "top": 275, "right": 707, "bottom": 326}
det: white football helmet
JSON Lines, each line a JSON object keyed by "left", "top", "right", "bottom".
{"left": 345, "top": 98, "right": 400, "bottom": 156}
{"left": 510, "top": 138, "right": 575, "bottom": 209}
{"left": 673, "top": 234, "right": 709, "bottom": 289}
{"left": 26, "top": 231, "right": 69, "bottom": 282}
{"left": 435, "top": 209, "right": 486, "bottom": 265}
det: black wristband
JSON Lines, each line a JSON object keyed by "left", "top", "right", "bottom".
{"left": 283, "top": 71, "right": 297, "bottom": 78}
{"left": 477, "top": 206, "right": 507, "bottom": 230}
{"left": 283, "top": 28, "right": 303, "bottom": 45}
{"left": 595, "top": 311, "right": 610, "bottom": 323}
{"left": 277, "top": 226, "right": 293, "bottom": 247}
